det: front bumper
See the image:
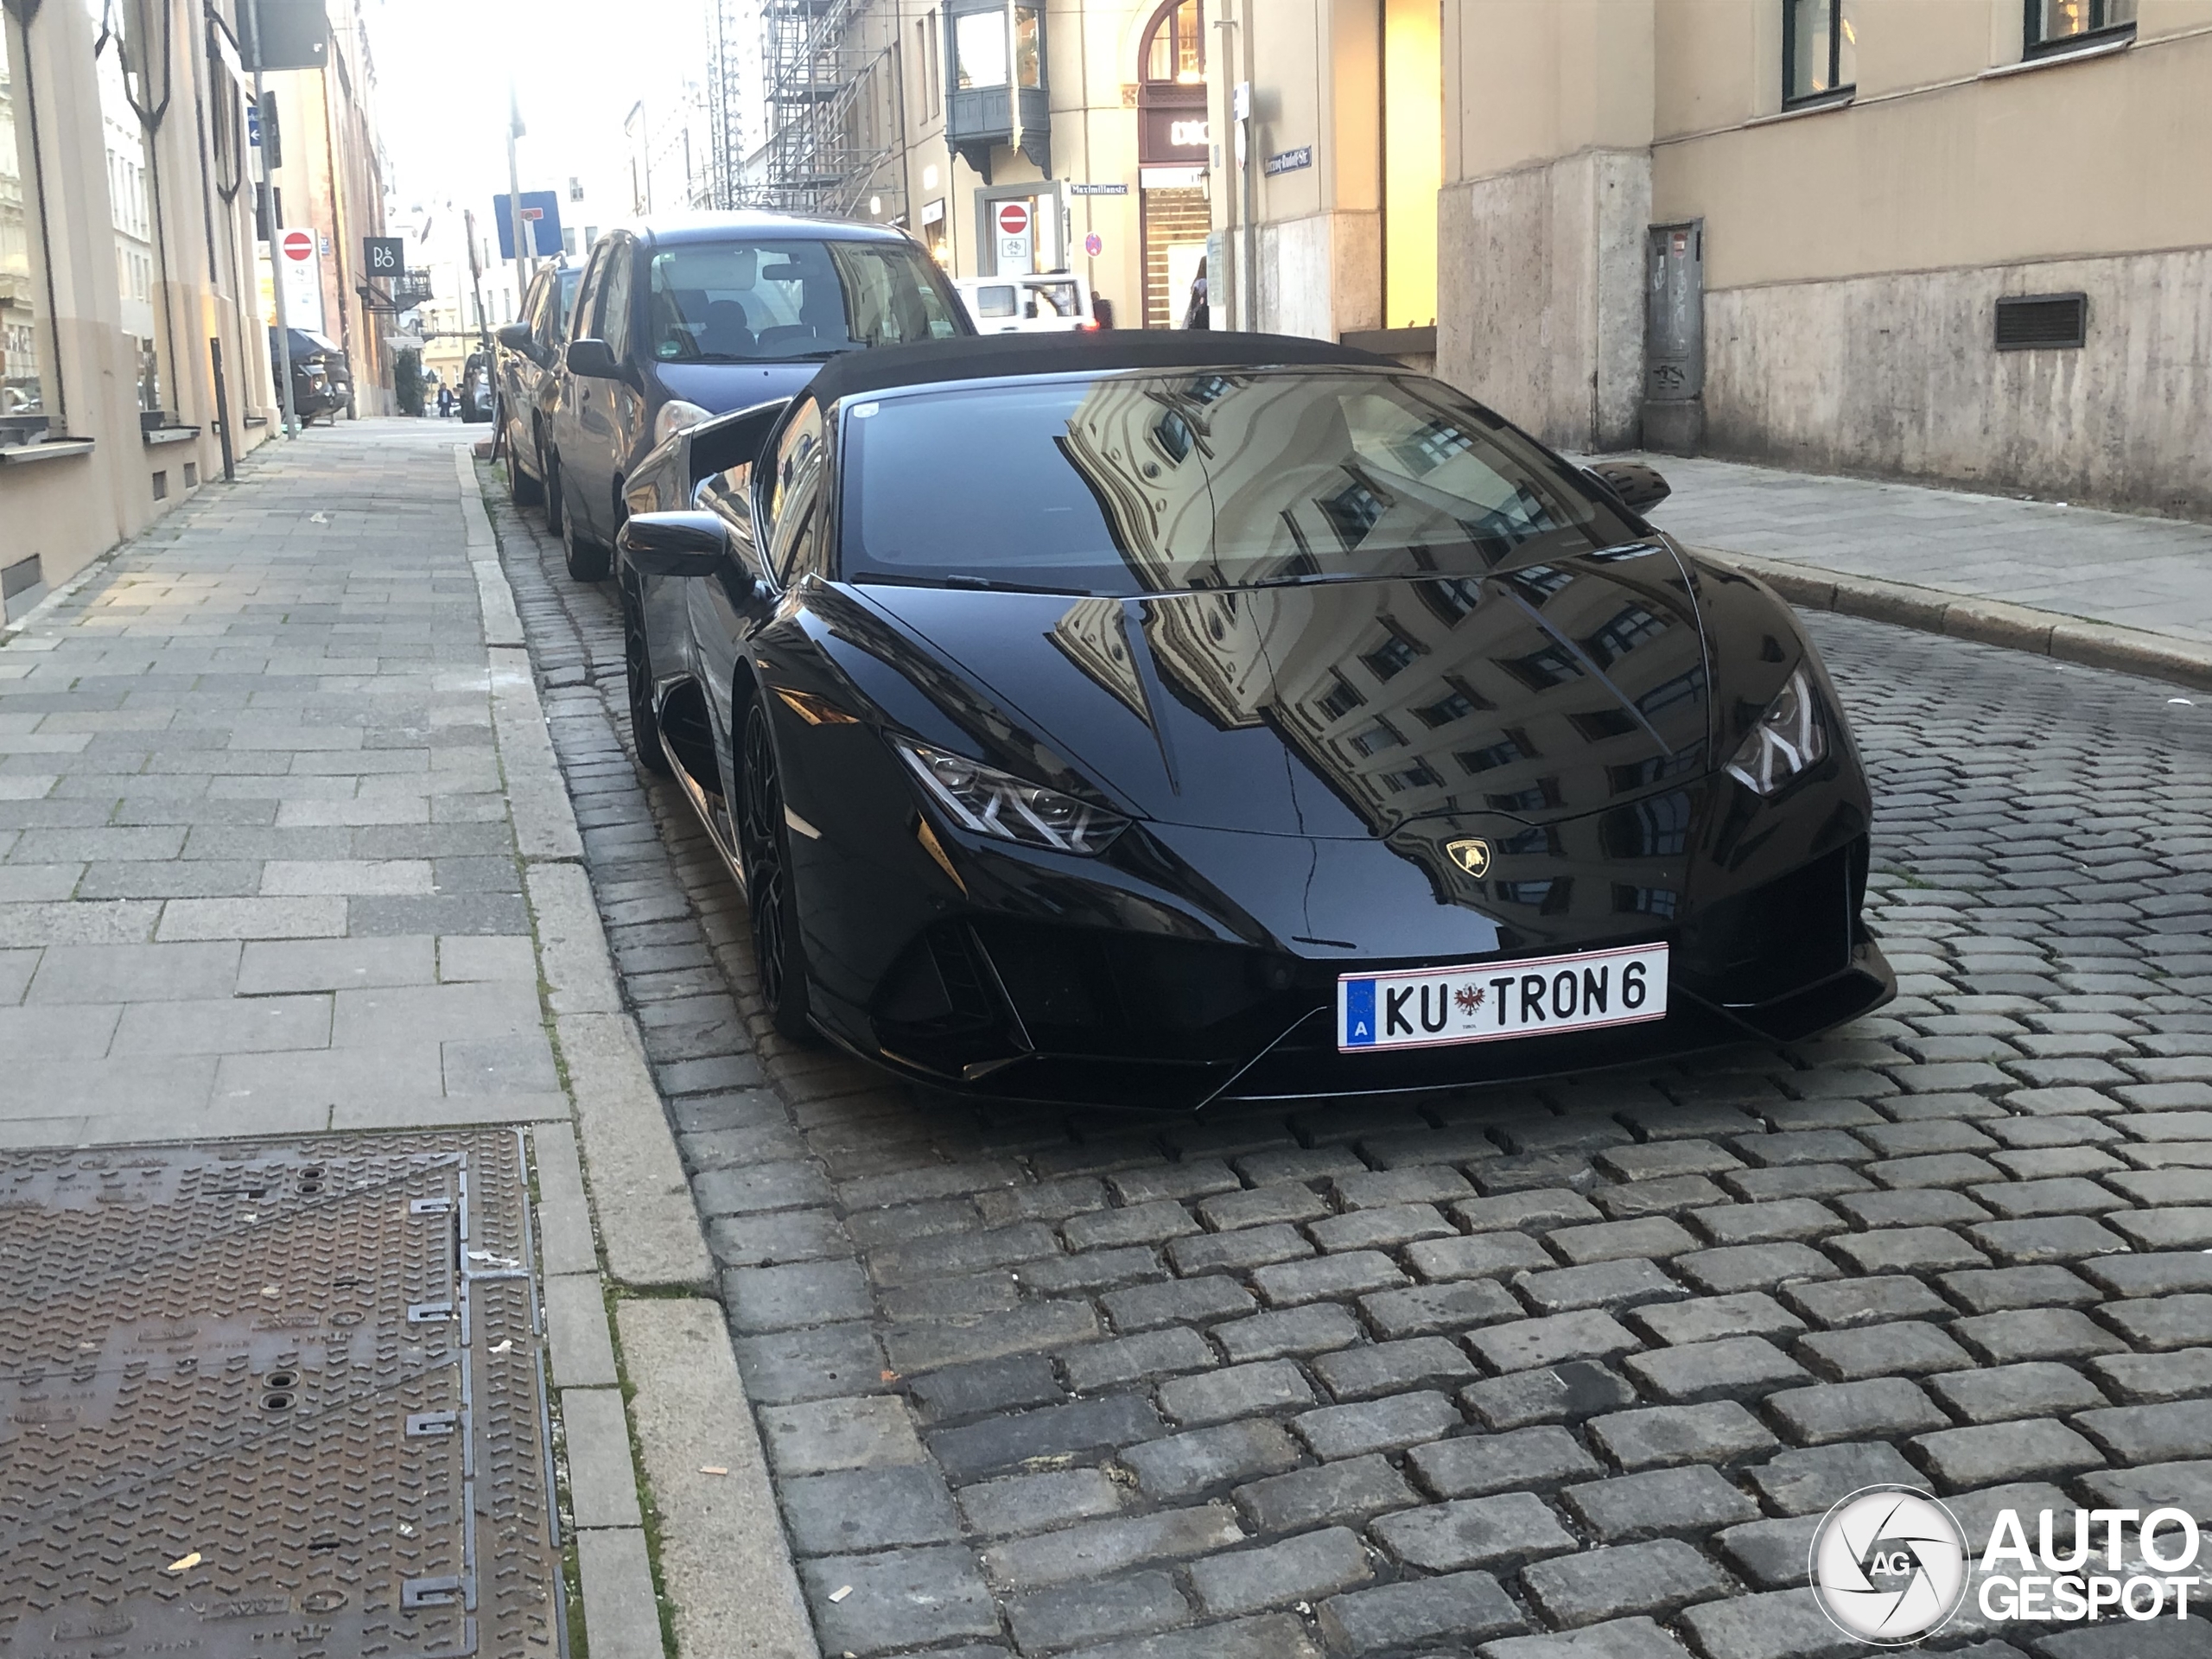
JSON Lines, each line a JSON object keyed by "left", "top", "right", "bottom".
{"left": 828, "top": 837, "right": 1894, "bottom": 1111}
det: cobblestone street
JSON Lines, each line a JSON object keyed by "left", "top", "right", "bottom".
{"left": 486, "top": 461, "right": 2212, "bottom": 1659}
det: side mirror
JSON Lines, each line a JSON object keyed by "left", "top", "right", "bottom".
{"left": 495, "top": 322, "right": 532, "bottom": 352}
{"left": 620, "top": 512, "right": 732, "bottom": 579}
{"left": 566, "top": 338, "right": 621, "bottom": 379}
{"left": 1586, "top": 461, "right": 1672, "bottom": 513}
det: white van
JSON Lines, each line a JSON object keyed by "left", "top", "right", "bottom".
{"left": 954, "top": 274, "right": 1097, "bottom": 335}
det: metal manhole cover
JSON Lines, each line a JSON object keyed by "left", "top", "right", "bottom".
{"left": 0, "top": 1130, "right": 560, "bottom": 1657}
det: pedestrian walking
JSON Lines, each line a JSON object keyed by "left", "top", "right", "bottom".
{"left": 1181, "top": 257, "right": 1209, "bottom": 330}
{"left": 437, "top": 383, "right": 454, "bottom": 419}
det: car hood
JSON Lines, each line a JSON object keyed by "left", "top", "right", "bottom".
{"left": 655, "top": 360, "right": 831, "bottom": 414}
{"left": 844, "top": 544, "right": 1713, "bottom": 840}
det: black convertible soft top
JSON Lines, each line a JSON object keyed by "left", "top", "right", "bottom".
{"left": 802, "top": 330, "right": 1396, "bottom": 406}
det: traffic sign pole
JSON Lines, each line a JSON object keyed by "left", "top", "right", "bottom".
{"left": 249, "top": 0, "right": 299, "bottom": 437}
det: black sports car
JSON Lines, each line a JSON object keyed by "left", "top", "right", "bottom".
{"left": 615, "top": 333, "right": 1893, "bottom": 1109}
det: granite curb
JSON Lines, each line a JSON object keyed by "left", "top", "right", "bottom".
{"left": 467, "top": 450, "right": 813, "bottom": 1659}
{"left": 454, "top": 444, "right": 714, "bottom": 1294}
{"left": 1695, "top": 545, "right": 2212, "bottom": 693}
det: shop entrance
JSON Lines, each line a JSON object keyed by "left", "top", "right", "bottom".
{"left": 1136, "top": 0, "right": 1210, "bottom": 327}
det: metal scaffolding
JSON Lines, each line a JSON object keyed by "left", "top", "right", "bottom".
{"left": 756, "top": 0, "right": 906, "bottom": 219}
{"left": 707, "top": 0, "right": 754, "bottom": 210}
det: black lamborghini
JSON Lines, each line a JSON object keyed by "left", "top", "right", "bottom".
{"left": 613, "top": 333, "right": 1893, "bottom": 1109}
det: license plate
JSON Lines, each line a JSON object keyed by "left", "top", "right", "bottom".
{"left": 1338, "top": 944, "right": 1669, "bottom": 1052}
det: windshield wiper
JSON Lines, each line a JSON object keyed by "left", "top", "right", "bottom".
{"left": 859, "top": 572, "right": 1103, "bottom": 597}
{"left": 1243, "top": 571, "right": 1377, "bottom": 589}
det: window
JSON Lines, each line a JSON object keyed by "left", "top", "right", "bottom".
{"left": 598, "top": 242, "right": 634, "bottom": 356}
{"left": 767, "top": 400, "right": 825, "bottom": 585}
{"left": 1014, "top": 6, "right": 1041, "bottom": 89}
{"left": 1783, "top": 0, "right": 1855, "bottom": 105}
{"left": 1583, "top": 605, "right": 1669, "bottom": 667}
{"left": 645, "top": 240, "right": 962, "bottom": 364}
{"left": 1143, "top": 0, "right": 1205, "bottom": 84}
{"left": 955, "top": 10, "right": 1007, "bottom": 88}
{"left": 0, "top": 11, "right": 42, "bottom": 429}
{"left": 1314, "top": 673, "right": 1365, "bottom": 721}
{"left": 2027, "top": 0, "right": 2134, "bottom": 52}
{"left": 1346, "top": 719, "right": 1403, "bottom": 758}
{"left": 1360, "top": 631, "right": 1421, "bottom": 683}
{"left": 918, "top": 14, "right": 942, "bottom": 118}
{"left": 94, "top": 0, "right": 164, "bottom": 412}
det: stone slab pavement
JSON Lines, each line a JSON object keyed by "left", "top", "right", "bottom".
{"left": 1624, "top": 451, "right": 2212, "bottom": 648}
{"left": 485, "top": 441, "right": 2212, "bottom": 1659}
{"left": 0, "top": 420, "right": 809, "bottom": 1659}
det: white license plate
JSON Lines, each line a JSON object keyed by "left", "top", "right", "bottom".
{"left": 1338, "top": 944, "right": 1669, "bottom": 1053}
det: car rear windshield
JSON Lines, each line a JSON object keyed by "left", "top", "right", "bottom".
{"left": 646, "top": 239, "right": 963, "bottom": 364}
{"left": 839, "top": 369, "right": 1643, "bottom": 595}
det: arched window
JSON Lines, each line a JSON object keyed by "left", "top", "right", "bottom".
{"left": 1141, "top": 0, "right": 1204, "bottom": 86}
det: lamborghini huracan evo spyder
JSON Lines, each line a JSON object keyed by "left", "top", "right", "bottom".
{"left": 613, "top": 332, "right": 1894, "bottom": 1110}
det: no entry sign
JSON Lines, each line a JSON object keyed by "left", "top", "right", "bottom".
{"left": 280, "top": 228, "right": 315, "bottom": 262}
{"left": 996, "top": 201, "right": 1031, "bottom": 238}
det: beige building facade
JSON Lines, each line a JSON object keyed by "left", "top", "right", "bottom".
{"left": 1215, "top": 0, "right": 2212, "bottom": 514}
{"left": 768, "top": 0, "right": 1224, "bottom": 331}
{"left": 0, "top": 0, "right": 388, "bottom": 619}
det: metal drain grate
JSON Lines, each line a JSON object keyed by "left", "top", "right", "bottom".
{"left": 0, "top": 1130, "right": 561, "bottom": 1657}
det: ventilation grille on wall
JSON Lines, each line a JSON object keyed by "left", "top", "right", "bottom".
{"left": 1995, "top": 293, "right": 2088, "bottom": 351}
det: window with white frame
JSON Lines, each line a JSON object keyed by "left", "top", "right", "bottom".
{"left": 0, "top": 8, "right": 49, "bottom": 428}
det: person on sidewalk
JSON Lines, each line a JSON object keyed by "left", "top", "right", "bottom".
{"left": 1181, "top": 257, "right": 1210, "bottom": 331}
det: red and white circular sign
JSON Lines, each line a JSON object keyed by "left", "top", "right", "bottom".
{"left": 280, "top": 229, "right": 315, "bottom": 262}
{"left": 995, "top": 201, "right": 1031, "bottom": 238}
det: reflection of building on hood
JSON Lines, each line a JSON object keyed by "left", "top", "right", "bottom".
{"left": 1036, "top": 369, "right": 1707, "bottom": 866}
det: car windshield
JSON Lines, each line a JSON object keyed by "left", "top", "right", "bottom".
{"left": 839, "top": 369, "right": 1643, "bottom": 595}
{"left": 646, "top": 239, "right": 963, "bottom": 363}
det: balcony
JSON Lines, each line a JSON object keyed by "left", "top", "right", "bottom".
{"left": 944, "top": 0, "right": 1049, "bottom": 183}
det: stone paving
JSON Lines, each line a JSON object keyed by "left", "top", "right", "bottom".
{"left": 0, "top": 423, "right": 563, "bottom": 1143}
{"left": 1624, "top": 452, "right": 2212, "bottom": 647}
{"left": 488, "top": 464, "right": 2212, "bottom": 1659}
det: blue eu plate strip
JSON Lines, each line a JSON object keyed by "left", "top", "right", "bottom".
{"left": 1343, "top": 978, "right": 1376, "bottom": 1046}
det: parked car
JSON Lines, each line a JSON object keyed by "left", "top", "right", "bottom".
{"left": 953, "top": 273, "right": 1098, "bottom": 334}
{"left": 494, "top": 262, "right": 582, "bottom": 506}
{"left": 460, "top": 351, "right": 495, "bottom": 423}
{"left": 270, "top": 327, "right": 353, "bottom": 423}
{"left": 611, "top": 332, "right": 1895, "bottom": 1108}
{"left": 542, "top": 211, "right": 971, "bottom": 582}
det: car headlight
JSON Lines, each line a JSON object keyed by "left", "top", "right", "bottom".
{"left": 893, "top": 737, "right": 1127, "bottom": 855}
{"left": 654, "top": 399, "right": 712, "bottom": 448}
{"left": 1725, "top": 664, "right": 1827, "bottom": 797}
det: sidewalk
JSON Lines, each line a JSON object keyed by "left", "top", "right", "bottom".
{"left": 0, "top": 422, "right": 804, "bottom": 1659}
{"left": 1624, "top": 451, "right": 2212, "bottom": 685}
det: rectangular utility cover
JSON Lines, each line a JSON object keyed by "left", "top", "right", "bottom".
{"left": 0, "top": 1131, "right": 561, "bottom": 1658}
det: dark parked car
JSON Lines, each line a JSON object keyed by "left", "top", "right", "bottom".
{"left": 543, "top": 210, "right": 970, "bottom": 583}
{"left": 494, "top": 262, "right": 582, "bottom": 505}
{"left": 612, "top": 333, "right": 1895, "bottom": 1109}
{"left": 270, "top": 327, "right": 352, "bottom": 423}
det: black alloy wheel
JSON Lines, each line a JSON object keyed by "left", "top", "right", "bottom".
{"left": 621, "top": 584, "right": 672, "bottom": 776}
{"left": 737, "top": 698, "right": 814, "bottom": 1042}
